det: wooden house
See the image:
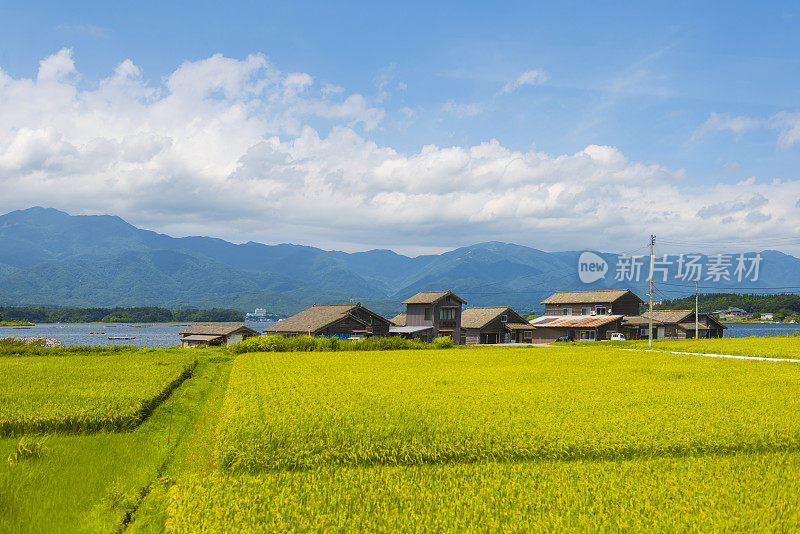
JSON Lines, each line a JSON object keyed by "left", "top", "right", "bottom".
{"left": 528, "top": 314, "right": 625, "bottom": 343}
{"left": 622, "top": 310, "right": 726, "bottom": 339}
{"left": 461, "top": 306, "right": 534, "bottom": 344}
{"left": 401, "top": 290, "right": 466, "bottom": 343}
{"left": 541, "top": 289, "right": 643, "bottom": 317}
{"left": 179, "top": 324, "right": 259, "bottom": 347}
{"left": 264, "top": 303, "right": 391, "bottom": 339}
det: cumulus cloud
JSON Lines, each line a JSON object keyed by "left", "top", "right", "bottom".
{"left": 500, "top": 69, "right": 547, "bottom": 94}
{"left": 1, "top": 50, "right": 799, "bottom": 253}
{"left": 696, "top": 193, "right": 769, "bottom": 219}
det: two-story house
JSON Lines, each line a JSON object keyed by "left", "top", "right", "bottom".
{"left": 541, "top": 289, "right": 643, "bottom": 317}
{"left": 530, "top": 289, "right": 645, "bottom": 342}
{"left": 401, "top": 290, "right": 467, "bottom": 343}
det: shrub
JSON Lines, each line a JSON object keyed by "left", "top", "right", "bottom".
{"left": 228, "top": 335, "right": 454, "bottom": 354}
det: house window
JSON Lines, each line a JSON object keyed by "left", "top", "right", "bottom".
{"left": 440, "top": 307, "right": 457, "bottom": 320}
{"left": 523, "top": 331, "right": 532, "bottom": 341}
{"left": 500, "top": 314, "right": 508, "bottom": 322}
{"left": 581, "top": 307, "right": 590, "bottom": 315}
{"left": 562, "top": 308, "right": 573, "bottom": 316}
{"left": 424, "top": 307, "right": 432, "bottom": 320}
{"left": 579, "top": 330, "right": 596, "bottom": 341}
{"left": 596, "top": 306, "right": 607, "bottom": 315}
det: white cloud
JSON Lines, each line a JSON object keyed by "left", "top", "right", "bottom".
{"left": 500, "top": 69, "right": 547, "bottom": 94}
{"left": 441, "top": 100, "right": 482, "bottom": 117}
{"left": 693, "top": 110, "right": 800, "bottom": 150}
{"left": 1, "top": 50, "right": 799, "bottom": 253}
{"left": 772, "top": 111, "right": 800, "bottom": 149}
{"left": 691, "top": 112, "right": 763, "bottom": 141}
{"left": 56, "top": 24, "right": 112, "bottom": 38}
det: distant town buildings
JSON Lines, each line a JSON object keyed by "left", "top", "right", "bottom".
{"left": 712, "top": 307, "right": 749, "bottom": 320}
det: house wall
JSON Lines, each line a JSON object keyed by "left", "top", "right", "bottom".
{"left": 544, "top": 295, "right": 641, "bottom": 317}
{"left": 405, "top": 297, "right": 464, "bottom": 343}
{"left": 544, "top": 301, "right": 616, "bottom": 316}
{"left": 350, "top": 307, "right": 391, "bottom": 337}
{"left": 464, "top": 327, "right": 481, "bottom": 344}
{"left": 320, "top": 316, "right": 372, "bottom": 338}
{"left": 534, "top": 320, "right": 623, "bottom": 343}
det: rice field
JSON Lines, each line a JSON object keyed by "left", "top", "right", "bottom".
{"left": 0, "top": 351, "right": 197, "bottom": 436}
{"left": 165, "top": 451, "right": 800, "bottom": 532}
{"left": 5, "top": 341, "right": 800, "bottom": 531}
{"left": 626, "top": 334, "right": 800, "bottom": 359}
{"left": 215, "top": 346, "right": 800, "bottom": 472}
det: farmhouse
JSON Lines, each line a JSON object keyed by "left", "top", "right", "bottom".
{"left": 712, "top": 307, "right": 748, "bottom": 320}
{"left": 264, "top": 303, "right": 391, "bottom": 339}
{"left": 622, "top": 310, "right": 726, "bottom": 339}
{"left": 179, "top": 324, "right": 259, "bottom": 347}
{"left": 541, "top": 289, "right": 643, "bottom": 317}
{"left": 460, "top": 306, "right": 534, "bottom": 344}
{"left": 400, "top": 290, "right": 466, "bottom": 343}
{"left": 528, "top": 314, "right": 625, "bottom": 342}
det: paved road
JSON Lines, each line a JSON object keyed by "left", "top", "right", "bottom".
{"left": 620, "top": 348, "right": 800, "bottom": 364}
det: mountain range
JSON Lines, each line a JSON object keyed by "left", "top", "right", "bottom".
{"left": 0, "top": 207, "right": 798, "bottom": 317}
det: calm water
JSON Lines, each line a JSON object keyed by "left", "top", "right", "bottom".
{"left": 1, "top": 321, "right": 797, "bottom": 347}
{"left": 722, "top": 322, "right": 800, "bottom": 338}
{"left": 0, "top": 321, "right": 276, "bottom": 348}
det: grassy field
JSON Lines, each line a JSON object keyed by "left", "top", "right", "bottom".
{"left": 0, "top": 350, "right": 197, "bottom": 436}
{"left": 623, "top": 334, "right": 800, "bottom": 359}
{"left": 0, "top": 350, "right": 232, "bottom": 533}
{"left": 3, "top": 341, "right": 800, "bottom": 531}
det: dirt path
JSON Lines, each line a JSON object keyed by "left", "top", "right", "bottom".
{"left": 620, "top": 348, "right": 800, "bottom": 364}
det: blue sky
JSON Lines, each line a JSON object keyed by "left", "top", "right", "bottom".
{"left": 1, "top": 1, "right": 799, "bottom": 254}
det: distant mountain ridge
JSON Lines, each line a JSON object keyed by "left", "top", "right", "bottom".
{"left": 0, "top": 207, "right": 798, "bottom": 316}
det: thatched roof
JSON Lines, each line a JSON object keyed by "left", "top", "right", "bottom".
{"left": 541, "top": 289, "right": 643, "bottom": 305}
{"left": 264, "top": 303, "right": 389, "bottom": 334}
{"left": 390, "top": 313, "right": 407, "bottom": 327}
{"left": 402, "top": 290, "right": 466, "bottom": 305}
{"left": 179, "top": 324, "right": 258, "bottom": 336}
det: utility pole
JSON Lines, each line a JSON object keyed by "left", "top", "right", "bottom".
{"left": 695, "top": 280, "right": 699, "bottom": 339}
{"left": 648, "top": 235, "right": 655, "bottom": 348}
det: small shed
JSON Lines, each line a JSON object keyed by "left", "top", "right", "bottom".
{"left": 179, "top": 324, "right": 259, "bottom": 347}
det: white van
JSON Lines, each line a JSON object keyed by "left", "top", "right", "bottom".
{"left": 610, "top": 333, "right": 626, "bottom": 341}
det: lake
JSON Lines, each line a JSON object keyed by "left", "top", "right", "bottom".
{"left": 1, "top": 321, "right": 798, "bottom": 347}
{"left": 0, "top": 321, "right": 276, "bottom": 348}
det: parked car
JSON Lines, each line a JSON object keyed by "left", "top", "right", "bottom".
{"left": 610, "top": 333, "right": 626, "bottom": 341}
